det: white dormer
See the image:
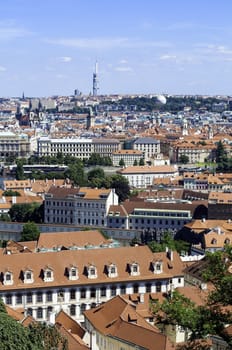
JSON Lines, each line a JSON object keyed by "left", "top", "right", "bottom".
{"left": 68, "top": 265, "right": 78, "bottom": 281}
{"left": 87, "top": 264, "right": 97, "bottom": 279}
{"left": 108, "top": 263, "right": 118, "bottom": 278}
{"left": 24, "top": 269, "right": 34, "bottom": 284}
{"left": 44, "top": 266, "right": 54, "bottom": 282}
{"left": 152, "top": 260, "right": 163, "bottom": 274}
{"left": 4, "top": 270, "right": 13, "bottom": 285}
{"left": 130, "top": 262, "right": 140, "bottom": 276}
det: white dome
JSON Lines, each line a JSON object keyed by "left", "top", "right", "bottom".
{"left": 156, "top": 95, "right": 167, "bottom": 104}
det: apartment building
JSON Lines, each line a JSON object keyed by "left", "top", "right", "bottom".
{"left": 208, "top": 192, "right": 232, "bottom": 220}
{"left": 44, "top": 186, "right": 119, "bottom": 226}
{"left": 37, "top": 136, "right": 93, "bottom": 159}
{"left": 92, "top": 138, "right": 121, "bottom": 157}
{"left": 37, "top": 137, "right": 120, "bottom": 159}
{"left": 133, "top": 137, "right": 161, "bottom": 162}
{"left": 106, "top": 200, "right": 206, "bottom": 235}
{"left": 171, "top": 141, "right": 214, "bottom": 163}
{"left": 0, "top": 131, "right": 31, "bottom": 159}
{"left": 111, "top": 149, "right": 144, "bottom": 166}
{"left": 0, "top": 245, "right": 184, "bottom": 324}
{"left": 118, "top": 165, "right": 179, "bottom": 188}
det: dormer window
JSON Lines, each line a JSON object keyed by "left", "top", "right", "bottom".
{"left": 130, "top": 262, "right": 140, "bottom": 276}
{"left": 68, "top": 266, "right": 78, "bottom": 281}
{"left": 87, "top": 264, "right": 97, "bottom": 279}
{"left": 24, "top": 269, "right": 33, "bottom": 284}
{"left": 153, "top": 260, "right": 163, "bottom": 274}
{"left": 108, "top": 263, "right": 118, "bottom": 278}
{"left": 44, "top": 267, "right": 54, "bottom": 282}
{"left": 4, "top": 271, "right": 13, "bottom": 285}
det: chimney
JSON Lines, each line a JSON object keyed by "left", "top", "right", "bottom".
{"left": 167, "top": 248, "right": 173, "bottom": 261}
{"left": 139, "top": 293, "right": 144, "bottom": 303}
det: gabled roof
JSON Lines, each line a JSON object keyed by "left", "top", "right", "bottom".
{"left": 84, "top": 295, "right": 171, "bottom": 350}
{"left": 37, "top": 230, "right": 108, "bottom": 250}
{"left": 47, "top": 186, "right": 111, "bottom": 200}
{"left": 134, "top": 137, "right": 160, "bottom": 144}
{"left": 0, "top": 246, "right": 184, "bottom": 291}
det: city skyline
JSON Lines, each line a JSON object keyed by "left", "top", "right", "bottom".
{"left": 1, "top": 0, "right": 232, "bottom": 97}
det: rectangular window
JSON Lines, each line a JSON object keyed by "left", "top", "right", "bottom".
{"left": 90, "top": 289, "right": 96, "bottom": 298}
{"left": 80, "top": 289, "right": 86, "bottom": 299}
{"left": 6, "top": 295, "right": 12, "bottom": 305}
{"left": 26, "top": 293, "right": 32, "bottom": 303}
{"left": 36, "top": 293, "right": 43, "bottom": 303}
{"left": 100, "top": 288, "right": 106, "bottom": 297}
{"left": 46, "top": 292, "right": 52, "bottom": 302}
{"left": 16, "top": 294, "right": 22, "bottom": 304}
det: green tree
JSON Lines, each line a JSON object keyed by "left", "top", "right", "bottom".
{"left": 15, "top": 160, "right": 25, "bottom": 180}
{"left": 133, "top": 159, "right": 138, "bottom": 166}
{"left": 0, "top": 213, "right": 11, "bottom": 222}
{"left": 179, "top": 154, "right": 189, "bottom": 164}
{"left": 139, "top": 158, "right": 145, "bottom": 166}
{"left": 87, "top": 167, "right": 105, "bottom": 182}
{"left": 64, "top": 160, "right": 86, "bottom": 186}
{"left": 119, "top": 158, "right": 125, "bottom": 167}
{"left": 0, "top": 312, "right": 33, "bottom": 350}
{"left": 148, "top": 232, "right": 189, "bottom": 254}
{"left": 109, "top": 174, "right": 130, "bottom": 202}
{"left": 8, "top": 203, "right": 43, "bottom": 223}
{"left": 20, "top": 221, "right": 40, "bottom": 241}
{"left": 28, "top": 323, "right": 68, "bottom": 350}
{"left": 215, "top": 140, "right": 227, "bottom": 164}
{"left": 3, "top": 190, "right": 21, "bottom": 196}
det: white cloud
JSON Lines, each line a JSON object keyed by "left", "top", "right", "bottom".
{"left": 0, "top": 66, "right": 6, "bottom": 72}
{"left": 0, "top": 20, "right": 32, "bottom": 40}
{"left": 58, "top": 56, "right": 72, "bottom": 63}
{"left": 55, "top": 74, "right": 67, "bottom": 79}
{"left": 159, "top": 54, "right": 177, "bottom": 61}
{"left": 115, "top": 66, "right": 133, "bottom": 72}
{"left": 119, "top": 59, "right": 128, "bottom": 64}
{"left": 45, "top": 37, "right": 172, "bottom": 49}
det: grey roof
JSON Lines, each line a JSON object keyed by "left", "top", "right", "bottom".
{"left": 134, "top": 137, "right": 160, "bottom": 144}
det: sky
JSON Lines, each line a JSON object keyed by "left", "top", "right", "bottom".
{"left": 1, "top": 0, "right": 232, "bottom": 97}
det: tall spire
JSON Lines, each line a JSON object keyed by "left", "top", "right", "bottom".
{"left": 93, "top": 61, "right": 99, "bottom": 96}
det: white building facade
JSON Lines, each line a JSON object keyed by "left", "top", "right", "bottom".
{"left": 44, "top": 186, "right": 119, "bottom": 226}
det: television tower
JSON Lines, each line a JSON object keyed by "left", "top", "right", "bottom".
{"left": 93, "top": 61, "right": 99, "bottom": 96}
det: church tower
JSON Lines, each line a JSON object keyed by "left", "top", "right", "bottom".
{"left": 86, "top": 107, "right": 95, "bottom": 130}
{"left": 181, "top": 118, "right": 188, "bottom": 136}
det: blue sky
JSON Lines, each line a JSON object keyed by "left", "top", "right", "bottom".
{"left": 1, "top": 0, "right": 232, "bottom": 97}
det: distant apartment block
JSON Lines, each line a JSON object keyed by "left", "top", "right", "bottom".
{"left": 171, "top": 142, "right": 214, "bottom": 163}
{"left": 44, "top": 186, "right": 118, "bottom": 226}
{"left": 106, "top": 200, "right": 206, "bottom": 234}
{"left": 118, "top": 165, "right": 179, "bottom": 188}
{"left": 111, "top": 149, "right": 144, "bottom": 166}
{"left": 0, "top": 131, "right": 31, "bottom": 159}
{"left": 38, "top": 137, "right": 120, "bottom": 159}
{"left": 133, "top": 137, "right": 161, "bottom": 162}
{"left": 208, "top": 192, "right": 232, "bottom": 220}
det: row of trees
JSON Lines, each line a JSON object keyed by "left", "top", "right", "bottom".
{"left": 14, "top": 156, "right": 131, "bottom": 202}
